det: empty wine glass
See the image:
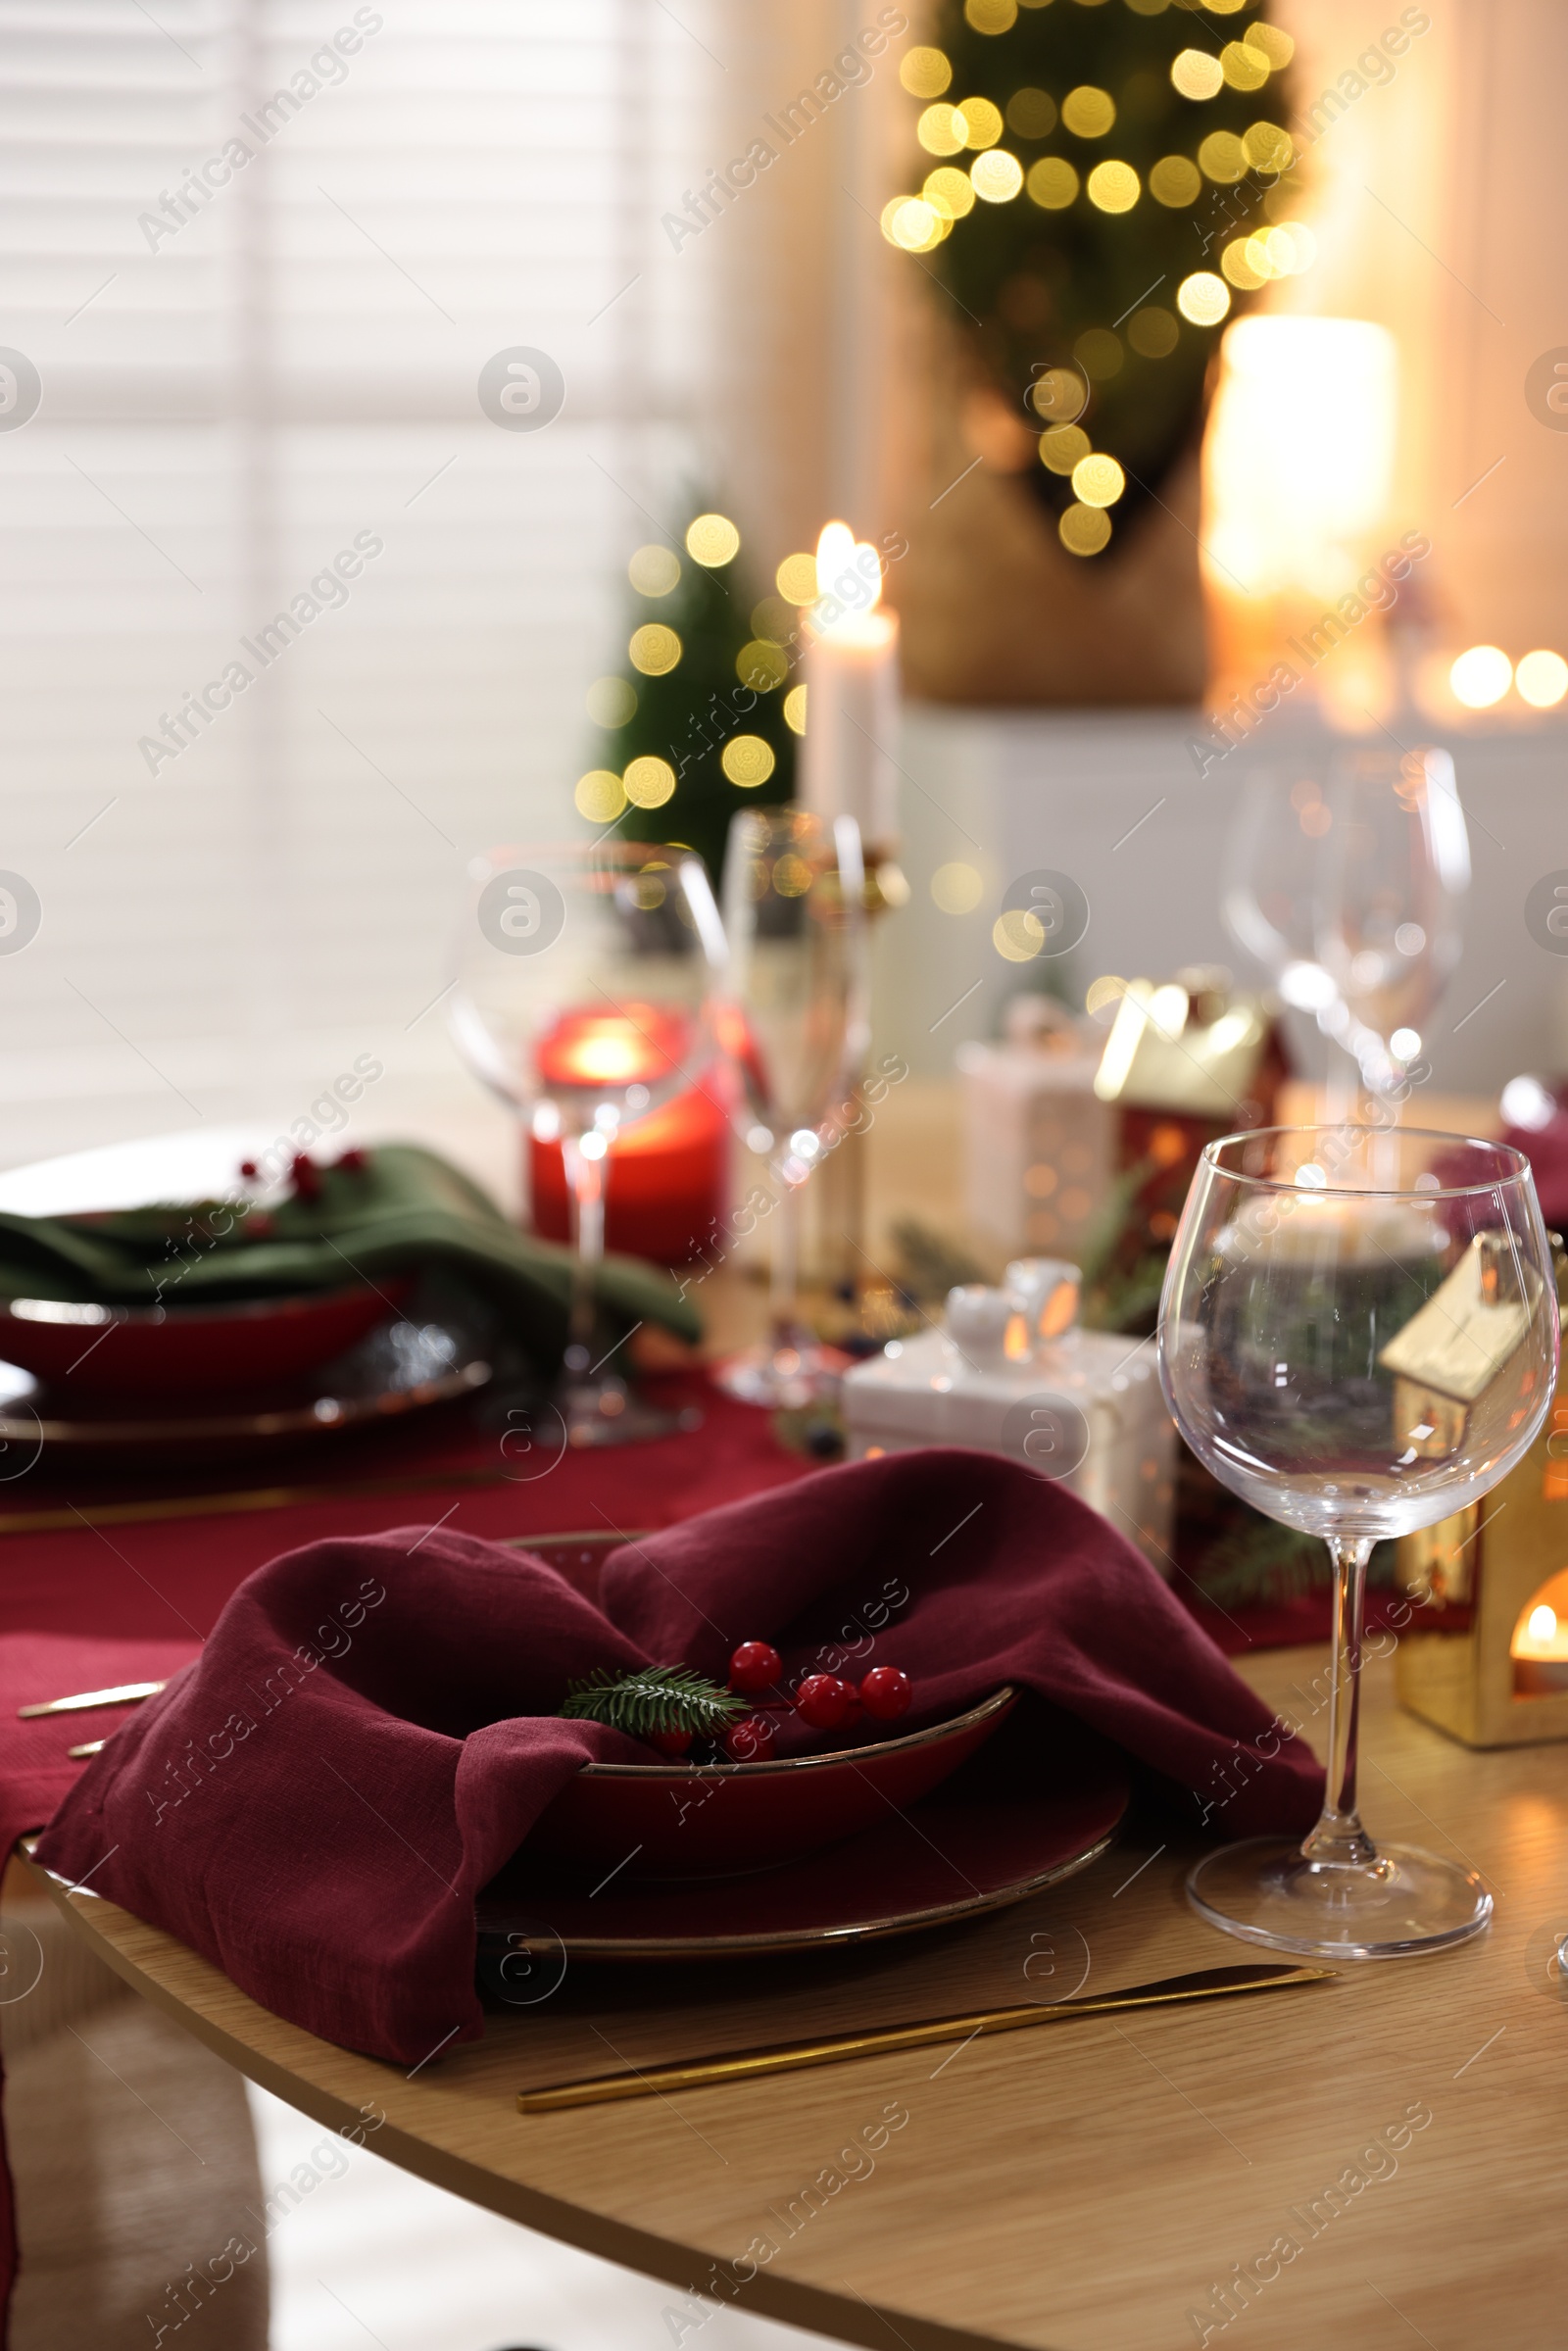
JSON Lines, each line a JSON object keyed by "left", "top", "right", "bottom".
{"left": 713, "top": 807, "right": 869, "bottom": 1407}
{"left": 450, "top": 840, "right": 725, "bottom": 1445}
{"left": 1315, "top": 745, "right": 1469, "bottom": 1092}
{"left": 1160, "top": 1125, "right": 1558, "bottom": 1957}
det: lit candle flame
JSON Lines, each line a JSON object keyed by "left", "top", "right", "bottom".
{"left": 811, "top": 518, "right": 883, "bottom": 636}
{"left": 1528, "top": 1602, "right": 1558, "bottom": 1646}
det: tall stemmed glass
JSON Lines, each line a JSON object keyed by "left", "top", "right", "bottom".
{"left": 1160, "top": 1126, "right": 1558, "bottom": 1957}
{"left": 714, "top": 807, "right": 869, "bottom": 1408}
{"left": 450, "top": 841, "right": 725, "bottom": 1445}
{"left": 1314, "top": 745, "right": 1469, "bottom": 1095}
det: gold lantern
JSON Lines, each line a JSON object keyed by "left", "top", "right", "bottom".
{"left": 1394, "top": 1238, "right": 1568, "bottom": 1748}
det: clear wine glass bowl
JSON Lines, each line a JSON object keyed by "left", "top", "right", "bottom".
{"left": 1160, "top": 1125, "right": 1558, "bottom": 1957}
{"left": 449, "top": 840, "right": 725, "bottom": 1445}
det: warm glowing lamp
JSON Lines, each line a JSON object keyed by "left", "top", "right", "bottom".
{"left": 1204, "top": 317, "right": 1397, "bottom": 604}
{"left": 801, "top": 520, "right": 901, "bottom": 848}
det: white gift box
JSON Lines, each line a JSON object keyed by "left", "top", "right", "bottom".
{"left": 842, "top": 1263, "right": 1176, "bottom": 1574}
{"left": 956, "top": 1015, "right": 1114, "bottom": 1261}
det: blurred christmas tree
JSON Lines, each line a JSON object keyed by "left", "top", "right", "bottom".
{"left": 884, "top": 1, "right": 1302, "bottom": 557}
{"left": 575, "top": 506, "right": 802, "bottom": 880}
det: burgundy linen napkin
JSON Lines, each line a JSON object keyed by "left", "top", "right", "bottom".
{"left": 1502, "top": 1094, "right": 1568, "bottom": 1229}
{"left": 34, "top": 1449, "right": 1323, "bottom": 2066}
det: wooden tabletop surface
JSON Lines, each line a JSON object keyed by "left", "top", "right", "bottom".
{"left": 26, "top": 1640, "right": 1568, "bottom": 2351}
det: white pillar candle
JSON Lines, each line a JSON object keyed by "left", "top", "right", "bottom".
{"left": 801, "top": 521, "right": 900, "bottom": 850}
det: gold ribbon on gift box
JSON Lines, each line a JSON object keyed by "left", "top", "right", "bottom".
{"left": 1090, "top": 971, "right": 1270, "bottom": 1117}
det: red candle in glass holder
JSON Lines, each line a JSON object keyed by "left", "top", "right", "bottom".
{"left": 527, "top": 1006, "right": 729, "bottom": 1266}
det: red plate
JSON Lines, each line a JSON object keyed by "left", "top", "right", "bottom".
{"left": 477, "top": 1706, "right": 1128, "bottom": 1962}
{"left": 527, "top": 1688, "right": 1018, "bottom": 1877}
{"left": 0, "top": 1282, "right": 405, "bottom": 1396}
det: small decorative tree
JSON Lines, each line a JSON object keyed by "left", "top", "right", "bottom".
{"left": 576, "top": 505, "right": 802, "bottom": 880}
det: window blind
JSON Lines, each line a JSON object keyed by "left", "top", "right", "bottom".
{"left": 0, "top": 0, "right": 712, "bottom": 1157}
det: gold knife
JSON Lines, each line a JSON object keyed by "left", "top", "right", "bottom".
{"left": 515, "top": 1961, "right": 1334, "bottom": 2111}
{"left": 19, "top": 1680, "right": 166, "bottom": 1720}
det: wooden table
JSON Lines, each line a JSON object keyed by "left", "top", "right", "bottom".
{"left": 27, "top": 1642, "right": 1568, "bottom": 2351}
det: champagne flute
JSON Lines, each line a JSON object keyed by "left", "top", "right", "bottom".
{"left": 713, "top": 806, "right": 869, "bottom": 1408}
{"left": 450, "top": 840, "right": 725, "bottom": 1445}
{"left": 1160, "top": 1125, "right": 1558, "bottom": 1957}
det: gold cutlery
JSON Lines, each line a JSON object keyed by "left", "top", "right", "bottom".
{"left": 514, "top": 1961, "right": 1335, "bottom": 2111}
{"left": 67, "top": 1739, "right": 108, "bottom": 1760}
{"left": 19, "top": 1679, "right": 166, "bottom": 1720}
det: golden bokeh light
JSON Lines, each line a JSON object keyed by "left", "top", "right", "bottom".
{"left": 1220, "top": 39, "right": 1270, "bottom": 90}
{"left": 1075, "top": 326, "right": 1123, "bottom": 379}
{"left": 881, "top": 196, "right": 948, "bottom": 251}
{"left": 574, "top": 769, "right": 626, "bottom": 822}
{"left": 629, "top": 623, "right": 681, "bottom": 675}
{"left": 1149, "top": 154, "right": 1201, "bottom": 206}
{"left": 1516, "top": 649, "right": 1568, "bottom": 709}
{"left": 957, "top": 96, "right": 1004, "bottom": 148}
{"left": 924, "top": 166, "right": 977, "bottom": 220}
{"left": 917, "top": 103, "right": 967, "bottom": 157}
{"left": 1124, "top": 0, "right": 1170, "bottom": 12}
{"left": 1270, "top": 220, "right": 1317, "bottom": 271}
{"left": 782, "top": 683, "right": 808, "bottom": 735}
{"left": 1176, "top": 270, "right": 1231, "bottom": 325}
{"left": 1030, "top": 366, "right": 1088, "bottom": 422}
{"left": 737, "top": 639, "right": 789, "bottom": 691}
{"left": 994, "top": 908, "right": 1047, "bottom": 960}
{"left": 1242, "top": 121, "right": 1294, "bottom": 173}
{"left": 1071, "top": 452, "right": 1126, "bottom": 507}
{"left": 1245, "top": 23, "right": 1294, "bottom": 66}
{"left": 1059, "top": 503, "right": 1112, "bottom": 557}
{"left": 1205, "top": 0, "right": 1246, "bottom": 12}
{"left": 751, "top": 595, "right": 795, "bottom": 641}
{"left": 1087, "top": 159, "right": 1140, "bottom": 213}
{"left": 720, "top": 734, "right": 776, "bottom": 788}
{"left": 1448, "top": 646, "right": 1512, "bottom": 710}
{"left": 900, "top": 47, "right": 952, "bottom": 98}
{"left": 971, "top": 149, "right": 1024, "bottom": 203}
{"left": 685, "top": 513, "right": 740, "bottom": 566}
{"left": 1171, "top": 49, "right": 1224, "bottom": 101}
{"left": 1060, "top": 85, "right": 1115, "bottom": 138}
{"left": 1221, "top": 236, "right": 1268, "bottom": 290}
{"left": 932, "top": 861, "right": 984, "bottom": 914}
{"left": 964, "top": 0, "right": 1017, "bottom": 29}
{"left": 1198, "top": 130, "right": 1247, "bottom": 182}
{"left": 773, "top": 853, "right": 811, "bottom": 898}
{"left": 1085, "top": 974, "right": 1127, "bottom": 1016}
{"left": 776, "top": 553, "right": 817, "bottom": 605}
{"left": 627, "top": 544, "right": 679, "bottom": 596}
{"left": 1026, "top": 155, "right": 1079, "bottom": 209}
{"left": 623, "top": 756, "right": 677, "bottom": 808}
{"left": 1005, "top": 87, "right": 1057, "bottom": 138}
{"left": 585, "top": 675, "right": 637, "bottom": 727}
{"left": 1127, "top": 305, "right": 1178, "bottom": 357}
{"left": 1038, "top": 422, "right": 1091, "bottom": 473}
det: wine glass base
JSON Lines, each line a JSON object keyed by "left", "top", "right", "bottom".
{"left": 712, "top": 1339, "right": 839, "bottom": 1411}
{"left": 1186, "top": 1837, "right": 1493, "bottom": 1960}
{"left": 562, "top": 1381, "right": 701, "bottom": 1449}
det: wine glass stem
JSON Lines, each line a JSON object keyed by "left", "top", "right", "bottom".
{"left": 769, "top": 1172, "right": 804, "bottom": 1346}
{"left": 1300, "top": 1535, "right": 1377, "bottom": 1868}
{"left": 561, "top": 1136, "right": 605, "bottom": 1375}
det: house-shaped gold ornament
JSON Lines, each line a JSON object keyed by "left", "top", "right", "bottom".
{"left": 1392, "top": 1235, "right": 1568, "bottom": 1747}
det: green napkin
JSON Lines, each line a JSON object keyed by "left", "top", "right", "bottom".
{"left": 0, "top": 1144, "right": 699, "bottom": 1370}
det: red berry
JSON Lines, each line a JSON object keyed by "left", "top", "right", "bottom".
{"left": 795, "top": 1673, "right": 852, "bottom": 1731}
{"left": 238, "top": 1158, "right": 258, "bottom": 1179}
{"left": 725, "top": 1714, "right": 776, "bottom": 1762}
{"left": 646, "top": 1727, "right": 692, "bottom": 1757}
{"left": 338, "top": 1147, "right": 367, "bottom": 1173}
{"left": 728, "top": 1641, "right": 782, "bottom": 1693}
{"left": 859, "top": 1666, "right": 912, "bottom": 1722}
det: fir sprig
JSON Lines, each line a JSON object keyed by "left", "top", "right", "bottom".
{"left": 561, "top": 1666, "right": 746, "bottom": 1739}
